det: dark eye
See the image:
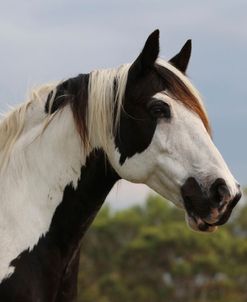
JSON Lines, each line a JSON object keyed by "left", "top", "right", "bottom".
{"left": 148, "top": 101, "right": 171, "bottom": 120}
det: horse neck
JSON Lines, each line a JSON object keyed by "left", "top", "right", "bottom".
{"left": 0, "top": 104, "right": 119, "bottom": 282}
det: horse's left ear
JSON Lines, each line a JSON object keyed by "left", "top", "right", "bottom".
{"left": 169, "top": 40, "right": 192, "bottom": 73}
{"left": 129, "top": 29, "right": 160, "bottom": 77}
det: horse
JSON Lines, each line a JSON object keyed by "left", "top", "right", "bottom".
{"left": 0, "top": 30, "right": 241, "bottom": 302}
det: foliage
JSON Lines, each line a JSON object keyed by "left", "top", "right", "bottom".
{"left": 77, "top": 189, "right": 247, "bottom": 302}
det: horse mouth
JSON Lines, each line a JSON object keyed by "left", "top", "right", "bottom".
{"left": 186, "top": 212, "right": 224, "bottom": 232}
{"left": 184, "top": 194, "right": 241, "bottom": 232}
{"left": 180, "top": 177, "right": 241, "bottom": 232}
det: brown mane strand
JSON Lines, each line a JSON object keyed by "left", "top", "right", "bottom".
{"left": 155, "top": 64, "right": 211, "bottom": 135}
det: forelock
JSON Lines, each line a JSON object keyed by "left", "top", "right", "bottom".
{"left": 155, "top": 59, "right": 211, "bottom": 135}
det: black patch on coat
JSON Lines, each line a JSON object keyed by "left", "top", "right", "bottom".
{"left": 0, "top": 150, "right": 119, "bottom": 302}
{"left": 115, "top": 68, "right": 166, "bottom": 164}
{"left": 114, "top": 30, "right": 167, "bottom": 164}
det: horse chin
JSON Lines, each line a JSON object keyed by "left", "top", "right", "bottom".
{"left": 185, "top": 213, "right": 218, "bottom": 233}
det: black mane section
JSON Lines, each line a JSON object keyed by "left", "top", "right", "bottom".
{"left": 45, "top": 74, "right": 90, "bottom": 142}
{"left": 44, "top": 90, "right": 53, "bottom": 113}
{"left": 45, "top": 74, "right": 89, "bottom": 114}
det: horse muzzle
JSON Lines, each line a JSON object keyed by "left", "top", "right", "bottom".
{"left": 181, "top": 177, "right": 242, "bottom": 232}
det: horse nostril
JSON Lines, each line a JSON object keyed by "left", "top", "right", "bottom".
{"left": 210, "top": 178, "right": 230, "bottom": 205}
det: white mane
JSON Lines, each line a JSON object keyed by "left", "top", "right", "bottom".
{"left": 0, "top": 83, "right": 57, "bottom": 172}
{"left": 0, "top": 63, "right": 131, "bottom": 173}
{"left": 87, "top": 63, "right": 130, "bottom": 152}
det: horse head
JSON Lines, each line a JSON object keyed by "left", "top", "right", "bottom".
{"left": 105, "top": 30, "right": 241, "bottom": 232}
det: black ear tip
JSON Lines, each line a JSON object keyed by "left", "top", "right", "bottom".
{"left": 169, "top": 39, "right": 192, "bottom": 73}
{"left": 146, "top": 29, "right": 159, "bottom": 41}
{"left": 144, "top": 29, "right": 160, "bottom": 52}
{"left": 150, "top": 29, "right": 160, "bottom": 39}
{"left": 185, "top": 39, "right": 192, "bottom": 49}
{"left": 153, "top": 29, "right": 160, "bottom": 36}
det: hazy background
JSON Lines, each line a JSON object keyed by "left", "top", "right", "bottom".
{"left": 0, "top": 0, "right": 246, "bottom": 208}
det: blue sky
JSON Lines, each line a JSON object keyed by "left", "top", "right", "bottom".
{"left": 0, "top": 1, "right": 246, "bottom": 207}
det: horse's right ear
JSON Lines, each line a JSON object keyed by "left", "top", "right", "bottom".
{"left": 129, "top": 30, "right": 160, "bottom": 77}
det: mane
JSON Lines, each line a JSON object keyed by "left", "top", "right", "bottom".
{"left": 44, "top": 64, "right": 131, "bottom": 154}
{"left": 86, "top": 64, "right": 130, "bottom": 152}
{"left": 0, "top": 83, "right": 57, "bottom": 170}
{"left": 155, "top": 58, "right": 211, "bottom": 135}
{"left": 0, "top": 64, "right": 131, "bottom": 171}
{"left": 0, "top": 57, "right": 210, "bottom": 171}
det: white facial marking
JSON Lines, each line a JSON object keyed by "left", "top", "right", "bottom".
{"left": 109, "top": 92, "right": 239, "bottom": 209}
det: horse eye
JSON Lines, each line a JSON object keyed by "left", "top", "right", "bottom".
{"left": 148, "top": 101, "right": 171, "bottom": 120}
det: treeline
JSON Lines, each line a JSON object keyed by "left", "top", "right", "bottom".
{"left": 78, "top": 189, "right": 247, "bottom": 302}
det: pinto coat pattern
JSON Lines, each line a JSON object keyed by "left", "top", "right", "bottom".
{"left": 0, "top": 30, "right": 241, "bottom": 301}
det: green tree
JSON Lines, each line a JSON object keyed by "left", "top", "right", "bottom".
{"left": 77, "top": 192, "right": 247, "bottom": 302}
